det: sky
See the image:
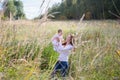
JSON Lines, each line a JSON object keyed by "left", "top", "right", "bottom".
{"left": 20, "top": 0, "right": 62, "bottom": 19}
{"left": 0, "top": 0, "right": 5, "bottom": 10}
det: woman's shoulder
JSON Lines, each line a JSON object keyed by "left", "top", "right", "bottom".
{"left": 67, "top": 44, "right": 74, "bottom": 48}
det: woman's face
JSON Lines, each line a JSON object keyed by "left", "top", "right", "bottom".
{"left": 66, "top": 35, "right": 71, "bottom": 42}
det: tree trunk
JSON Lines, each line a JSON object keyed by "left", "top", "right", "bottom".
{"left": 10, "top": 12, "right": 12, "bottom": 22}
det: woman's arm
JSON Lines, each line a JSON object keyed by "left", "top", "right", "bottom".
{"left": 58, "top": 42, "right": 73, "bottom": 51}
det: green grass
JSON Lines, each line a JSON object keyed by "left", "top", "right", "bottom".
{"left": 0, "top": 20, "right": 120, "bottom": 80}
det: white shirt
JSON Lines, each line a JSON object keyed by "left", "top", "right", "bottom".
{"left": 51, "top": 34, "right": 63, "bottom": 51}
{"left": 57, "top": 42, "right": 73, "bottom": 62}
{"left": 52, "top": 39, "right": 59, "bottom": 51}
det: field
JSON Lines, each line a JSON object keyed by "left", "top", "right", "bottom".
{"left": 0, "top": 20, "right": 120, "bottom": 80}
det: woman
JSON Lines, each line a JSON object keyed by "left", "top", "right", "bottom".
{"left": 51, "top": 34, "right": 75, "bottom": 78}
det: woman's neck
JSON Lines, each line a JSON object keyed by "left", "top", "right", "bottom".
{"left": 66, "top": 41, "right": 70, "bottom": 45}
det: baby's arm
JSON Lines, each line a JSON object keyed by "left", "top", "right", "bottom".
{"left": 52, "top": 37, "right": 60, "bottom": 46}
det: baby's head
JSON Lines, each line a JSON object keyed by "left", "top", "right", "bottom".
{"left": 58, "top": 29, "right": 62, "bottom": 36}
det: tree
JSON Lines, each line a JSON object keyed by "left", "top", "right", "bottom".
{"left": 49, "top": 0, "right": 120, "bottom": 20}
{"left": 14, "top": 0, "right": 25, "bottom": 19}
{"left": 4, "top": 0, "right": 25, "bottom": 20}
{"left": 4, "top": 0, "right": 16, "bottom": 20}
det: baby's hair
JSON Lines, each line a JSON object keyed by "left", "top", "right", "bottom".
{"left": 58, "top": 29, "right": 62, "bottom": 33}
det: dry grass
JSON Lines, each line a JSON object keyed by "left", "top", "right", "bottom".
{"left": 0, "top": 20, "right": 120, "bottom": 80}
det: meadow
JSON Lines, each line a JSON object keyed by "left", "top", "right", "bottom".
{"left": 0, "top": 20, "right": 120, "bottom": 80}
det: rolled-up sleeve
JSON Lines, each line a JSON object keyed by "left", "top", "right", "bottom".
{"left": 58, "top": 43, "right": 73, "bottom": 51}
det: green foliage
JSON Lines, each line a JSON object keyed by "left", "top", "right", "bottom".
{"left": 14, "top": 0, "right": 25, "bottom": 19}
{"left": 4, "top": 0, "right": 25, "bottom": 19}
{"left": 40, "top": 43, "right": 58, "bottom": 70}
{"left": 49, "top": 0, "right": 120, "bottom": 20}
{"left": 4, "top": 0, "right": 16, "bottom": 18}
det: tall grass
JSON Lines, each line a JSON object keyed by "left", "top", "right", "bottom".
{"left": 0, "top": 20, "right": 120, "bottom": 80}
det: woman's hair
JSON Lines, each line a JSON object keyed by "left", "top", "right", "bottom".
{"left": 69, "top": 34, "right": 75, "bottom": 46}
{"left": 62, "top": 34, "right": 75, "bottom": 46}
